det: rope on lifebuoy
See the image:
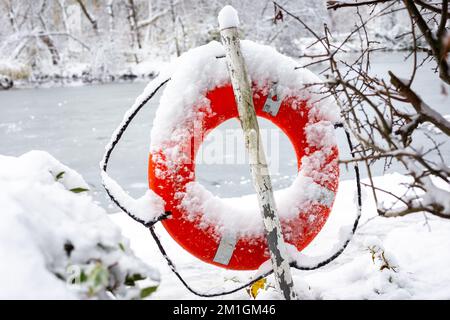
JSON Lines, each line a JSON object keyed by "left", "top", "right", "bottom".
{"left": 101, "top": 76, "right": 362, "bottom": 298}
{"left": 100, "top": 76, "right": 171, "bottom": 227}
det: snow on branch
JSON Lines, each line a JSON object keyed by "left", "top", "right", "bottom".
{"left": 75, "top": 0, "right": 98, "bottom": 34}
{"left": 389, "top": 71, "right": 450, "bottom": 137}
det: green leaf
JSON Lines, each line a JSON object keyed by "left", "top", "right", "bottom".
{"left": 69, "top": 269, "right": 87, "bottom": 284}
{"left": 70, "top": 187, "right": 89, "bottom": 193}
{"left": 125, "top": 273, "right": 146, "bottom": 286}
{"left": 140, "top": 286, "right": 158, "bottom": 299}
{"left": 90, "top": 264, "right": 109, "bottom": 288}
{"left": 79, "top": 270, "right": 88, "bottom": 283}
{"left": 118, "top": 242, "right": 125, "bottom": 252}
{"left": 55, "top": 171, "right": 65, "bottom": 181}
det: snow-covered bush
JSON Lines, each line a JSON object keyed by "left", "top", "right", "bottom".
{"left": 0, "top": 151, "right": 159, "bottom": 299}
{"left": 0, "top": 61, "right": 30, "bottom": 80}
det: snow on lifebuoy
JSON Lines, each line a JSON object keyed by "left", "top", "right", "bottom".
{"left": 148, "top": 40, "right": 341, "bottom": 270}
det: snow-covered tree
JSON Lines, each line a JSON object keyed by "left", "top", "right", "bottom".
{"left": 0, "top": 0, "right": 417, "bottom": 84}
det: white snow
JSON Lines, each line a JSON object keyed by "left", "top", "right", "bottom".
{"left": 1, "top": 122, "right": 449, "bottom": 301}
{"left": 101, "top": 171, "right": 165, "bottom": 224}
{"left": 130, "top": 59, "right": 170, "bottom": 78}
{"left": 180, "top": 175, "right": 335, "bottom": 238}
{"left": 112, "top": 173, "right": 450, "bottom": 299}
{"left": 218, "top": 5, "right": 240, "bottom": 30}
{"left": 0, "top": 151, "right": 159, "bottom": 299}
{"left": 422, "top": 114, "right": 450, "bottom": 134}
{"left": 0, "top": 59, "right": 30, "bottom": 79}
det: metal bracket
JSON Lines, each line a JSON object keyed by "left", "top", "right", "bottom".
{"left": 262, "top": 84, "right": 282, "bottom": 116}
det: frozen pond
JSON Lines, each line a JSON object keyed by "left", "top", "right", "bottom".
{"left": 1, "top": 52, "right": 449, "bottom": 210}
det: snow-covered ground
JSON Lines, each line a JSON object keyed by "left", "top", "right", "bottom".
{"left": 111, "top": 172, "right": 450, "bottom": 300}
{"left": 0, "top": 151, "right": 159, "bottom": 299}
{"left": 2, "top": 150, "right": 448, "bottom": 299}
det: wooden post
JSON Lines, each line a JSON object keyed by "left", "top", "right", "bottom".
{"left": 218, "top": 6, "right": 297, "bottom": 300}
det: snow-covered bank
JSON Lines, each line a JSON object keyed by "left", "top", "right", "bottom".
{"left": 1, "top": 150, "right": 449, "bottom": 299}
{"left": 0, "top": 58, "right": 168, "bottom": 90}
{"left": 112, "top": 173, "right": 450, "bottom": 300}
{"left": 0, "top": 151, "right": 159, "bottom": 299}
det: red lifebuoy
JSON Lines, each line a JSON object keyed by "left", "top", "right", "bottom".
{"left": 148, "top": 83, "right": 339, "bottom": 270}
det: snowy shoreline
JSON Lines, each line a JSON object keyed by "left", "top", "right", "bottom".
{"left": 8, "top": 73, "right": 156, "bottom": 90}
{"left": 0, "top": 56, "right": 170, "bottom": 91}
{"left": 0, "top": 64, "right": 163, "bottom": 91}
{"left": 0, "top": 46, "right": 415, "bottom": 91}
{"left": 2, "top": 150, "right": 449, "bottom": 299}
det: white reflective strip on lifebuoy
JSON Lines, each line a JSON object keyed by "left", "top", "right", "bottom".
{"left": 213, "top": 232, "right": 238, "bottom": 265}
{"left": 262, "top": 84, "right": 282, "bottom": 116}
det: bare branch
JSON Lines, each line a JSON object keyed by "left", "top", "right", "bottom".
{"left": 403, "top": 0, "right": 450, "bottom": 84}
{"left": 327, "top": 0, "right": 392, "bottom": 11}
{"left": 75, "top": 0, "right": 98, "bottom": 34}
{"left": 389, "top": 71, "right": 450, "bottom": 136}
